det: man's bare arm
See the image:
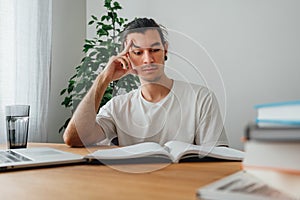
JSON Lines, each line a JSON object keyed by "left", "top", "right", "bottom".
{"left": 63, "top": 74, "right": 110, "bottom": 147}
{"left": 63, "top": 40, "right": 134, "bottom": 147}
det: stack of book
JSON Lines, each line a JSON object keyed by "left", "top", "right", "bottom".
{"left": 243, "top": 100, "right": 300, "bottom": 199}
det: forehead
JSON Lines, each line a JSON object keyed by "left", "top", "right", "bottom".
{"left": 126, "top": 29, "right": 162, "bottom": 48}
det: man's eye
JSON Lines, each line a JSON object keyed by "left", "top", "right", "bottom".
{"left": 151, "top": 49, "right": 161, "bottom": 53}
{"left": 133, "top": 51, "right": 142, "bottom": 55}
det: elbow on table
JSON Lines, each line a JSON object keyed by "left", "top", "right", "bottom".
{"left": 63, "top": 129, "right": 84, "bottom": 147}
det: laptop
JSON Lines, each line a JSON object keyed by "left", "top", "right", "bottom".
{"left": 0, "top": 147, "right": 85, "bottom": 171}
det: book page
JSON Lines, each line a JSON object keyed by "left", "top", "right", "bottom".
{"left": 246, "top": 169, "right": 300, "bottom": 199}
{"left": 164, "top": 141, "right": 244, "bottom": 162}
{"left": 86, "top": 142, "right": 171, "bottom": 160}
{"left": 206, "top": 146, "right": 244, "bottom": 160}
{"left": 164, "top": 141, "right": 202, "bottom": 162}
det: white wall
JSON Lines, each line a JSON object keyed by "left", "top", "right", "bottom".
{"left": 48, "top": 0, "right": 86, "bottom": 142}
{"left": 86, "top": 0, "right": 300, "bottom": 150}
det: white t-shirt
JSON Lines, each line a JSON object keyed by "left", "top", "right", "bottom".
{"left": 96, "top": 80, "right": 228, "bottom": 146}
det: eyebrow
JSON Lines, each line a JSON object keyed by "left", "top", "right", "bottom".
{"left": 132, "top": 42, "right": 162, "bottom": 49}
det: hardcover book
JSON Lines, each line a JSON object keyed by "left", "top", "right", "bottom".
{"left": 255, "top": 100, "right": 300, "bottom": 127}
{"left": 85, "top": 140, "right": 244, "bottom": 164}
{"left": 245, "top": 124, "right": 300, "bottom": 141}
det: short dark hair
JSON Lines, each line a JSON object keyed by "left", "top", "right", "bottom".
{"left": 120, "top": 18, "right": 168, "bottom": 50}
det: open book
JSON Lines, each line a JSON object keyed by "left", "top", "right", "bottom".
{"left": 85, "top": 141, "right": 244, "bottom": 164}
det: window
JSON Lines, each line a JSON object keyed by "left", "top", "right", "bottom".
{"left": 0, "top": 0, "right": 52, "bottom": 144}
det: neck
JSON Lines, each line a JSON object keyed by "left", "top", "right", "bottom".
{"left": 140, "top": 76, "right": 173, "bottom": 103}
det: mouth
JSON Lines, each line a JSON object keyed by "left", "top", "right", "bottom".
{"left": 141, "top": 65, "right": 159, "bottom": 72}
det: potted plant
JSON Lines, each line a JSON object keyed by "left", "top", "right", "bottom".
{"left": 59, "top": 0, "right": 139, "bottom": 133}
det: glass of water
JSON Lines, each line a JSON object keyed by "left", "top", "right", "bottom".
{"left": 5, "top": 105, "right": 30, "bottom": 149}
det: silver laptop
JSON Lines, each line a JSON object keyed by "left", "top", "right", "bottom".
{"left": 0, "top": 147, "right": 85, "bottom": 171}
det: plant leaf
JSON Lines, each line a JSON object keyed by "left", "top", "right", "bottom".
{"left": 89, "top": 51, "right": 97, "bottom": 57}
{"left": 60, "top": 88, "right": 66, "bottom": 95}
{"left": 75, "top": 83, "right": 85, "bottom": 93}
{"left": 91, "top": 15, "right": 98, "bottom": 21}
{"left": 88, "top": 20, "right": 94, "bottom": 25}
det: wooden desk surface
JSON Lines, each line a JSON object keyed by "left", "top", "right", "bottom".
{"left": 0, "top": 143, "right": 242, "bottom": 200}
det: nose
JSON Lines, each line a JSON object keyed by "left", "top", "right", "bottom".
{"left": 143, "top": 50, "right": 154, "bottom": 64}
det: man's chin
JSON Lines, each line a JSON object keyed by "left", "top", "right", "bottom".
{"left": 139, "top": 75, "right": 162, "bottom": 83}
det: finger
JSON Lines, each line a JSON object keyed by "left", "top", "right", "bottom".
{"left": 121, "top": 39, "right": 133, "bottom": 55}
{"left": 116, "top": 57, "right": 129, "bottom": 69}
{"left": 128, "top": 69, "right": 138, "bottom": 75}
{"left": 125, "top": 55, "right": 137, "bottom": 75}
{"left": 122, "top": 56, "right": 132, "bottom": 69}
{"left": 127, "top": 55, "right": 135, "bottom": 69}
{"left": 116, "top": 55, "right": 132, "bottom": 69}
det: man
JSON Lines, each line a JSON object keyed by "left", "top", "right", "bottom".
{"left": 63, "top": 18, "right": 228, "bottom": 147}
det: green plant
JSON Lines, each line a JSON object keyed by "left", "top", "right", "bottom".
{"left": 59, "top": 0, "right": 139, "bottom": 133}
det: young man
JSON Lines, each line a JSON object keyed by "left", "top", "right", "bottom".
{"left": 63, "top": 18, "right": 228, "bottom": 147}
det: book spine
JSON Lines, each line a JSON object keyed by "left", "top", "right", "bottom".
{"left": 254, "top": 100, "right": 300, "bottom": 109}
{"left": 245, "top": 124, "right": 300, "bottom": 142}
{"left": 244, "top": 124, "right": 252, "bottom": 141}
{"left": 256, "top": 119, "right": 300, "bottom": 126}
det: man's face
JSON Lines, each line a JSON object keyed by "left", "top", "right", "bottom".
{"left": 126, "top": 29, "right": 167, "bottom": 83}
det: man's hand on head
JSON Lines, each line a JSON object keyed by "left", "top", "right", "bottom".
{"left": 102, "top": 40, "right": 137, "bottom": 82}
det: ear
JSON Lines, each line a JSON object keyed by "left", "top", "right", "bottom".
{"left": 164, "top": 42, "right": 168, "bottom": 53}
{"left": 164, "top": 42, "right": 168, "bottom": 60}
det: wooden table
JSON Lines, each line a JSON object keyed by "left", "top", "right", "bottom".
{"left": 0, "top": 143, "right": 242, "bottom": 200}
